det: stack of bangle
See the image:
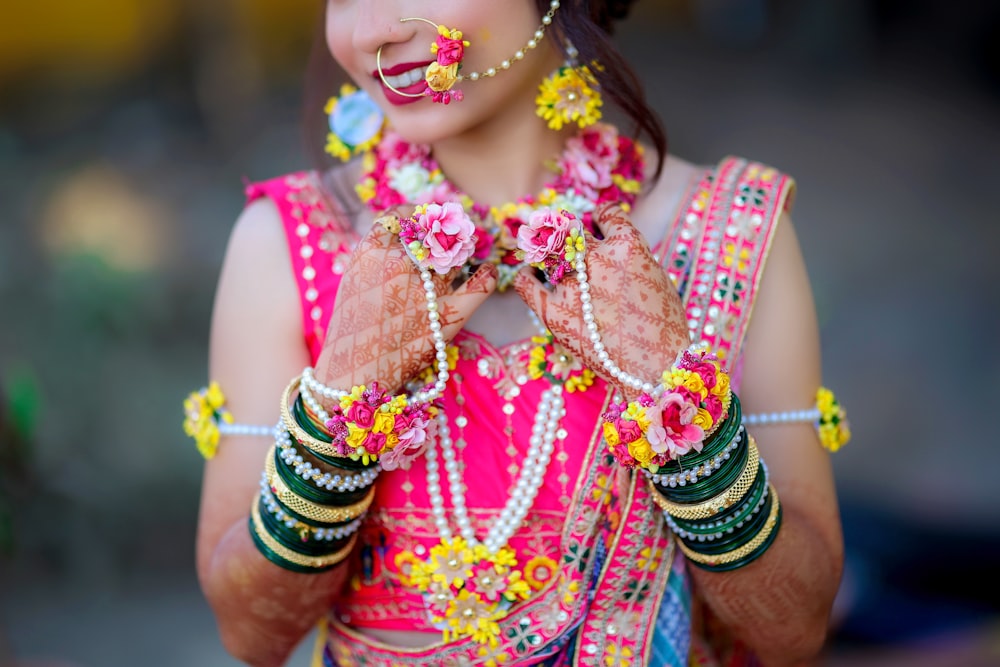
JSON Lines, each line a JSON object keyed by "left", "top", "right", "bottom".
{"left": 249, "top": 372, "right": 390, "bottom": 573}
{"left": 647, "top": 396, "right": 781, "bottom": 571}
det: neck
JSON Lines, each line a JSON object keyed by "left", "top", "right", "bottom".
{"left": 430, "top": 95, "right": 573, "bottom": 206}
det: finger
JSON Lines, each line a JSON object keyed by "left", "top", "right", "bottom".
{"left": 592, "top": 202, "right": 635, "bottom": 240}
{"left": 439, "top": 263, "right": 498, "bottom": 326}
{"left": 513, "top": 265, "right": 548, "bottom": 325}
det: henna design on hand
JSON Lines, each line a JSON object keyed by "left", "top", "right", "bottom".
{"left": 314, "top": 212, "right": 498, "bottom": 395}
{"left": 515, "top": 203, "right": 689, "bottom": 396}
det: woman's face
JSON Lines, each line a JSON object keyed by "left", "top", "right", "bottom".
{"left": 325, "top": 0, "right": 562, "bottom": 144}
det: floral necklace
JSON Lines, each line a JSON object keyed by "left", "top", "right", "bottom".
{"left": 355, "top": 122, "right": 646, "bottom": 290}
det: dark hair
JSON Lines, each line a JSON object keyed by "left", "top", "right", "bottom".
{"left": 303, "top": 0, "right": 667, "bottom": 178}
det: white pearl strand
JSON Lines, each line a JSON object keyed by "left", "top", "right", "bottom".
{"left": 646, "top": 425, "right": 745, "bottom": 488}
{"left": 275, "top": 427, "right": 379, "bottom": 492}
{"left": 299, "top": 264, "right": 452, "bottom": 419}
{"left": 743, "top": 408, "right": 820, "bottom": 426}
{"left": 217, "top": 422, "right": 273, "bottom": 438}
{"left": 425, "top": 386, "right": 563, "bottom": 556}
{"left": 457, "top": 0, "right": 561, "bottom": 83}
{"left": 573, "top": 252, "right": 660, "bottom": 395}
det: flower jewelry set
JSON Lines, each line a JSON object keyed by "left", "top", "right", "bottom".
{"left": 183, "top": 0, "right": 851, "bottom": 648}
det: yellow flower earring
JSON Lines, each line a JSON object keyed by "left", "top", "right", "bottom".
{"left": 535, "top": 46, "right": 603, "bottom": 131}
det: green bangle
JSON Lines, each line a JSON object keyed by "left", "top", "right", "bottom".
{"left": 250, "top": 518, "right": 332, "bottom": 573}
{"left": 291, "top": 397, "right": 373, "bottom": 472}
{"left": 660, "top": 429, "right": 749, "bottom": 504}
{"left": 672, "top": 462, "right": 768, "bottom": 535}
{"left": 679, "top": 477, "right": 772, "bottom": 553}
{"left": 687, "top": 504, "right": 783, "bottom": 572}
{"left": 257, "top": 496, "right": 354, "bottom": 557}
{"left": 273, "top": 444, "right": 371, "bottom": 506}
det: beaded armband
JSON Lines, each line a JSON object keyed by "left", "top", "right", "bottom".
{"left": 182, "top": 382, "right": 271, "bottom": 459}
{"left": 742, "top": 386, "right": 851, "bottom": 452}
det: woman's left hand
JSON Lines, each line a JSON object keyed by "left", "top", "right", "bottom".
{"left": 514, "top": 202, "right": 689, "bottom": 396}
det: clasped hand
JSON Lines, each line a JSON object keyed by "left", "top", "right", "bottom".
{"left": 515, "top": 203, "right": 690, "bottom": 397}
{"left": 313, "top": 212, "right": 497, "bottom": 394}
{"left": 314, "top": 203, "right": 687, "bottom": 399}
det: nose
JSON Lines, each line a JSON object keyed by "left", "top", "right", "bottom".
{"left": 351, "top": 0, "right": 409, "bottom": 54}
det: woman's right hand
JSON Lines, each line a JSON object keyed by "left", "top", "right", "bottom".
{"left": 313, "top": 213, "right": 498, "bottom": 394}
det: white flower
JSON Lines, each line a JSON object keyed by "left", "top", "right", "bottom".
{"left": 390, "top": 163, "right": 436, "bottom": 201}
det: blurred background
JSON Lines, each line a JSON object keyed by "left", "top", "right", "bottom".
{"left": 2, "top": 0, "right": 999, "bottom": 665}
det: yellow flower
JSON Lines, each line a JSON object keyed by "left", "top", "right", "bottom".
{"left": 692, "top": 408, "right": 714, "bottom": 431}
{"left": 604, "top": 644, "right": 634, "bottom": 667}
{"left": 612, "top": 174, "right": 641, "bottom": 194}
{"left": 565, "top": 369, "right": 595, "bottom": 393}
{"left": 536, "top": 66, "right": 603, "bottom": 130}
{"left": 182, "top": 383, "right": 232, "bottom": 460}
{"left": 393, "top": 550, "right": 422, "bottom": 587}
{"left": 523, "top": 555, "right": 558, "bottom": 590}
{"left": 425, "top": 62, "right": 459, "bottom": 92}
{"left": 372, "top": 410, "right": 396, "bottom": 435}
{"left": 682, "top": 372, "right": 706, "bottom": 397}
{"left": 355, "top": 176, "right": 376, "bottom": 204}
{"left": 603, "top": 422, "right": 620, "bottom": 447}
{"left": 504, "top": 570, "right": 532, "bottom": 600}
{"left": 628, "top": 437, "right": 655, "bottom": 467}
{"left": 345, "top": 424, "right": 368, "bottom": 450}
{"left": 816, "top": 387, "right": 835, "bottom": 413}
{"left": 625, "top": 403, "right": 651, "bottom": 430}
{"left": 712, "top": 371, "right": 730, "bottom": 398}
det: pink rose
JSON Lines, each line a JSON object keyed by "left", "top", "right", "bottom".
{"left": 362, "top": 430, "right": 387, "bottom": 455}
{"left": 610, "top": 441, "right": 637, "bottom": 468}
{"left": 435, "top": 35, "right": 466, "bottom": 66}
{"left": 345, "top": 401, "right": 376, "bottom": 429}
{"left": 517, "top": 208, "right": 578, "bottom": 264}
{"left": 703, "top": 394, "right": 725, "bottom": 423}
{"left": 616, "top": 419, "right": 643, "bottom": 444}
{"left": 688, "top": 361, "right": 718, "bottom": 390}
{"left": 418, "top": 202, "right": 477, "bottom": 274}
{"left": 647, "top": 391, "right": 705, "bottom": 459}
{"left": 557, "top": 125, "right": 618, "bottom": 198}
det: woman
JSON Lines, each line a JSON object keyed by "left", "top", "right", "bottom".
{"left": 189, "top": 1, "right": 848, "bottom": 665}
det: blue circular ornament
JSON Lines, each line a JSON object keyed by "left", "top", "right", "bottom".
{"left": 329, "top": 90, "right": 384, "bottom": 149}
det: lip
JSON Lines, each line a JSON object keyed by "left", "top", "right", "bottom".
{"left": 373, "top": 60, "right": 433, "bottom": 106}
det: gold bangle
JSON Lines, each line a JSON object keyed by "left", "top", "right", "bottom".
{"left": 649, "top": 438, "right": 760, "bottom": 521}
{"left": 676, "top": 484, "right": 781, "bottom": 566}
{"left": 280, "top": 376, "right": 348, "bottom": 460}
{"left": 265, "top": 446, "right": 376, "bottom": 523}
{"left": 250, "top": 495, "right": 357, "bottom": 569}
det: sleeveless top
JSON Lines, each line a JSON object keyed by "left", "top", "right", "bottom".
{"left": 245, "top": 157, "right": 795, "bottom": 666}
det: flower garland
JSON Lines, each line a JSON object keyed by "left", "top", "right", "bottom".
{"left": 400, "top": 537, "right": 532, "bottom": 646}
{"left": 323, "top": 383, "right": 437, "bottom": 468}
{"left": 183, "top": 382, "right": 233, "bottom": 459}
{"left": 602, "top": 347, "right": 732, "bottom": 473}
{"left": 356, "top": 122, "right": 645, "bottom": 289}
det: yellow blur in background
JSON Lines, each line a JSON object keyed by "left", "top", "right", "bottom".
{"left": 0, "top": 0, "right": 318, "bottom": 87}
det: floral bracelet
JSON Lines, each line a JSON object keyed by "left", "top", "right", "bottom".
{"left": 323, "top": 382, "right": 438, "bottom": 469}
{"left": 602, "top": 345, "right": 733, "bottom": 473}
{"left": 514, "top": 207, "right": 585, "bottom": 284}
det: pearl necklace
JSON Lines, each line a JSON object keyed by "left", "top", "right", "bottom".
{"left": 425, "top": 383, "right": 563, "bottom": 555}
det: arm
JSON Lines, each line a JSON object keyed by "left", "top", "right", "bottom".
{"left": 196, "top": 203, "right": 499, "bottom": 665}
{"left": 196, "top": 199, "right": 346, "bottom": 667}
{"left": 515, "top": 204, "right": 843, "bottom": 666}
{"left": 688, "top": 213, "right": 844, "bottom": 666}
